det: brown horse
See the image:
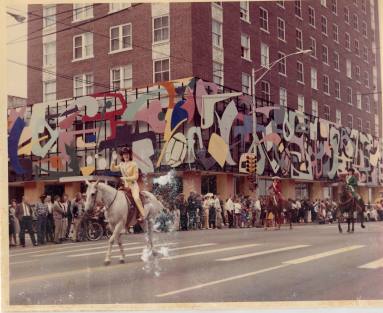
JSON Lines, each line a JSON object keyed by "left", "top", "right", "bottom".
{"left": 264, "top": 194, "right": 293, "bottom": 230}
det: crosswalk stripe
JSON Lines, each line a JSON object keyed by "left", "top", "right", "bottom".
{"left": 216, "top": 245, "right": 310, "bottom": 262}
{"left": 358, "top": 258, "right": 383, "bottom": 269}
{"left": 162, "top": 244, "right": 262, "bottom": 260}
{"left": 283, "top": 245, "right": 365, "bottom": 265}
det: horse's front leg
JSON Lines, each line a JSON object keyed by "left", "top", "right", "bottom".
{"left": 117, "top": 232, "right": 125, "bottom": 263}
{"left": 104, "top": 220, "right": 124, "bottom": 266}
{"left": 359, "top": 209, "right": 366, "bottom": 229}
{"left": 351, "top": 212, "right": 355, "bottom": 232}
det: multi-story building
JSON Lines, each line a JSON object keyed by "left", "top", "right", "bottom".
{"left": 9, "top": 1, "right": 382, "bottom": 203}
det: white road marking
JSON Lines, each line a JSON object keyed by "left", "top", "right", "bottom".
{"left": 162, "top": 244, "right": 262, "bottom": 260}
{"left": 358, "top": 258, "right": 383, "bottom": 269}
{"left": 283, "top": 245, "right": 365, "bottom": 265}
{"left": 9, "top": 260, "right": 36, "bottom": 265}
{"left": 216, "top": 245, "right": 310, "bottom": 261}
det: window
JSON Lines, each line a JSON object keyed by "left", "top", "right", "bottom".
{"left": 335, "top": 80, "right": 341, "bottom": 99}
{"left": 43, "top": 81, "right": 56, "bottom": 102}
{"left": 110, "top": 65, "right": 132, "bottom": 90}
{"left": 346, "top": 59, "right": 352, "bottom": 78}
{"left": 153, "top": 15, "right": 169, "bottom": 43}
{"left": 356, "top": 92, "right": 362, "bottom": 109}
{"left": 365, "top": 96, "right": 370, "bottom": 112}
{"left": 261, "top": 43, "right": 269, "bottom": 67}
{"left": 297, "top": 62, "right": 304, "bottom": 83}
{"left": 296, "top": 29, "right": 303, "bottom": 50}
{"left": 363, "top": 71, "right": 369, "bottom": 87}
{"left": 336, "top": 110, "right": 341, "bottom": 125}
{"left": 308, "top": 6, "right": 315, "bottom": 27}
{"left": 355, "top": 65, "right": 361, "bottom": 82}
{"left": 312, "top": 100, "right": 318, "bottom": 117}
{"left": 344, "top": 7, "right": 349, "bottom": 23}
{"left": 43, "top": 41, "right": 56, "bottom": 67}
{"left": 242, "top": 73, "right": 251, "bottom": 94}
{"left": 331, "top": 0, "right": 337, "bottom": 14}
{"left": 363, "top": 46, "right": 368, "bottom": 62}
{"left": 110, "top": 24, "right": 132, "bottom": 52}
{"left": 345, "top": 33, "right": 351, "bottom": 50}
{"left": 278, "top": 52, "right": 286, "bottom": 75}
{"left": 334, "top": 51, "right": 339, "bottom": 70}
{"left": 43, "top": 4, "right": 56, "bottom": 27}
{"left": 352, "top": 14, "right": 358, "bottom": 30}
{"left": 362, "top": 21, "right": 368, "bottom": 37}
{"left": 277, "top": 1, "right": 285, "bottom": 8}
{"left": 213, "top": 62, "right": 223, "bottom": 85}
{"left": 73, "top": 32, "right": 93, "bottom": 60}
{"left": 295, "top": 0, "right": 302, "bottom": 18}
{"left": 333, "top": 24, "right": 339, "bottom": 42}
{"left": 354, "top": 39, "right": 359, "bottom": 56}
{"left": 154, "top": 59, "right": 170, "bottom": 82}
{"left": 260, "top": 7, "right": 269, "bottom": 31}
{"left": 323, "top": 75, "right": 330, "bottom": 94}
{"left": 321, "top": 16, "right": 328, "bottom": 35}
{"left": 261, "top": 81, "right": 270, "bottom": 102}
{"left": 321, "top": 0, "right": 327, "bottom": 7}
{"left": 212, "top": 20, "right": 223, "bottom": 47}
{"left": 279, "top": 87, "right": 287, "bottom": 107}
{"left": 277, "top": 18, "right": 285, "bottom": 41}
{"left": 347, "top": 114, "right": 353, "bottom": 129}
{"left": 365, "top": 121, "right": 370, "bottom": 134}
{"left": 322, "top": 45, "right": 328, "bottom": 64}
{"left": 241, "top": 34, "right": 250, "bottom": 60}
{"left": 109, "top": 3, "right": 131, "bottom": 13}
{"left": 311, "top": 68, "right": 317, "bottom": 89}
{"left": 362, "top": 0, "right": 367, "bottom": 13}
{"left": 324, "top": 105, "right": 330, "bottom": 120}
{"left": 240, "top": 2, "right": 250, "bottom": 22}
{"left": 73, "top": 3, "right": 93, "bottom": 22}
{"left": 309, "top": 37, "right": 316, "bottom": 57}
{"left": 297, "top": 94, "right": 304, "bottom": 112}
{"left": 357, "top": 118, "right": 362, "bottom": 131}
{"left": 346, "top": 87, "right": 352, "bottom": 105}
{"left": 74, "top": 73, "right": 93, "bottom": 97}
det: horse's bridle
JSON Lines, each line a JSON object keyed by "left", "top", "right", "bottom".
{"left": 89, "top": 186, "right": 118, "bottom": 212}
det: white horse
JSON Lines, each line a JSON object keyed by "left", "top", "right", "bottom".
{"left": 84, "top": 180, "right": 164, "bottom": 265}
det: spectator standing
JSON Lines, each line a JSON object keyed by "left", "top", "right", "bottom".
{"left": 208, "top": 195, "right": 216, "bottom": 229}
{"left": 71, "top": 192, "right": 84, "bottom": 242}
{"left": 202, "top": 195, "right": 210, "bottom": 229}
{"left": 188, "top": 193, "right": 198, "bottom": 230}
{"left": 16, "top": 196, "right": 37, "bottom": 247}
{"left": 214, "top": 195, "right": 223, "bottom": 229}
{"left": 233, "top": 198, "right": 242, "bottom": 228}
{"left": 59, "top": 194, "right": 70, "bottom": 241}
{"left": 35, "top": 195, "right": 49, "bottom": 245}
{"left": 225, "top": 197, "right": 234, "bottom": 228}
{"left": 61, "top": 193, "right": 72, "bottom": 239}
{"left": 52, "top": 195, "right": 64, "bottom": 244}
{"left": 9, "top": 199, "right": 19, "bottom": 246}
{"left": 254, "top": 198, "right": 262, "bottom": 227}
{"left": 176, "top": 194, "right": 187, "bottom": 231}
{"left": 45, "top": 195, "right": 54, "bottom": 243}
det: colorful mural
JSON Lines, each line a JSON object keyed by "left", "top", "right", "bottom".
{"left": 7, "top": 77, "right": 383, "bottom": 185}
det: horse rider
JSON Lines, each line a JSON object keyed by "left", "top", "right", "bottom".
{"left": 345, "top": 168, "right": 361, "bottom": 200}
{"left": 268, "top": 176, "right": 285, "bottom": 206}
{"left": 111, "top": 147, "right": 146, "bottom": 222}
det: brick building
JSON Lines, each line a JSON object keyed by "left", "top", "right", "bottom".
{"left": 15, "top": 1, "right": 382, "bottom": 203}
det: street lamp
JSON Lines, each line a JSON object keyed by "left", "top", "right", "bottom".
{"left": 7, "top": 11, "right": 26, "bottom": 23}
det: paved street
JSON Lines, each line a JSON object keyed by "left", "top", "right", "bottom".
{"left": 8, "top": 222, "right": 383, "bottom": 305}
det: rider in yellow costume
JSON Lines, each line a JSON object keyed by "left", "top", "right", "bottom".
{"left": 111, "top": 147, "right": 145, "bottom": 221}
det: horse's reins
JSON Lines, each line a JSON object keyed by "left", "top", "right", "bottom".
{"left": 90, "top": 185, "right": 118, "bottom": 212}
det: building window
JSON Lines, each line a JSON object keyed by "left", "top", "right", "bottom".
{"left": 278, "top": 52, "right": 286, "bottom": 75}
{"left": 110, "top": 23, "right": 132, "bottom": 52}
{"left": 334, "top": 51, "right": 339, "bottom": 70}
{"left": 344, "top": 7, "right": 349, "bottom": 23}
{"left": 355, "top": 65, "right": 361, "bottom": 82}
{"left": 279, "top": 87, "right": 287, "bottom": 107}
{"left": 312, "top": 99, "right": 318, "bottom": 117}
{"left": 345, "top": 32, "right": 351, "bottom": 50}
{"left": 242, "top": 73, "right": 251, "bottom": 94}
{"left": 324, "top": 105, "right": 330, "bottom": 120}
{"left": 73, "top": 3, "right": 93, "bottom": 22}
{"left": 323, "top": 75, "right": 330, "bottom": 94}
{"left": 311, "top": 67, "right": 317, "bottom": 90}
{"left": 110, "top": 65, "right": 132, "bottom": 91}
{"left": 309, "top": 37, "right": 316, "bottom": 57}
{"left": 363, "top": 46, "right": 368, "bottom": 62}
{"left": 43, "top": 4, "right": 56, "bottom": 27}
{"left": 261, "top": 81, "right": 271, "bottom": 102}
{"left": 277, "top": 18, "right": 285, "bottom": 41}
{"left": 43, "top": 80, "right": 56, "bottom": 102}
{"left": 261, "top": 43, "right": 269, "bottom": 67}
{"left": 297, "top": 62, "right": 304, "bottom": 84}
{"left": 357, "top": 118, "right": 362, "bottom": 131}
{"left": 240, "top": 2, "right": 250, "bottom": 22}
{"left": 331, "top": 0, "right": 337, "bottom": 14}
{"left": 354, "top": 39, "right": 359, "bottom": 56}
{"left": 336, "top": 110, "right": 341, "bottom": 125}
{"left": 73, "top": 33, "right": 93, "bottom": 60}
{"left": 333, "top": 24, "right": 339, "bottom": 42}
{"left": 335, "top": 80, "right": 340, "bottom": 99}
{"left": 356, "top": 92, "right": 362, "bottom": 109}
{"left": 153, "top": 15, "right": 169, "bottom": 43}
{"left": 296, "top": 28, "right": 303, "bottom": 50}
{"left": 154, "top": 59, "right": 170, "bottom": 83}
{"left": 241, "top": 34, "right": 250, "bottom": 60}
{"left": 321, "top": 0, "right": 327, "bottom": 7}
{"left": 346, "top": 87, "right": 352, "bottom": 105}
{"left": 308, "top": 6, "right": 315, "bottom": 27}
{"left": 352, "top": 13, "right": 358, "bottom": 30}
{"left": 322, "top": 45, "right": 328, "bottom": 64}
{"left": 297, "top": 94, "right": 304, "bottom": 112}
{"left": 109, "top": 3, "right": 131, "bottom": 13}
{"left": 260, "top": 7, "right": 269, "bottom": 31}
{"left": 74, "top": 73, "right": 93, "bottom": 97}
{"left": 277, "top": 1, "right": 285, "bottom": 8}
{"left": 43, "top": 41, "right": 56, "bottom": 67}
{"left": 347, "top": 114, "right": 353, "bottom": 129}
{"left": 362, "top": 21, "right": 368, "bottom": 37}
{"left": 363, "top": 71, "right": 369, "bottom": 87}
{"left": 362, "top": 0, "right": 367, "bottom": 12}
{"left": 212, "top": 19, "right": 223, "bottom": 47}
{"left": 295, "top": 0, "right": 302, "bottom": 18}
{"left": 365, "top": 121, "right": 371, "bottom": 134}
{"left": 365, "top": 96, "right": 371, "bottom": 112}
{"left": 346, "top": 59, "right": 352, "bottom": 78}
{"left": 213, "top": 62, "right": 223, "bottom": 85}
{"left": 321, "top": 16, "right": 328, "bottom": 35}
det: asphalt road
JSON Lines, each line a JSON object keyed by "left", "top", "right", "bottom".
{"left": 7, "top": 222, "right": 383, "bottom": 305}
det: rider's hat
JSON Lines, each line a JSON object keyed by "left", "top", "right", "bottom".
{"left": 119, "top": 146, "right": 132, "bottom": 157}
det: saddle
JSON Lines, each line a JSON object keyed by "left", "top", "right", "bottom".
{"left": 119, "top": 187, "right": 146, "bottom": 228}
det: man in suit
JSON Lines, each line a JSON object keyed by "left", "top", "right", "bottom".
{"left": 52, "top": 195, "right": 64, "bottom": 244}
{"left": 16, "top": 196, "right": 37, "bottom": 247}
{"left": 61, "top": 193, "right": 72, "bottom": 239}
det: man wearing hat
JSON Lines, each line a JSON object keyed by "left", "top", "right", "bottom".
{"left": 346, "top": 168, "right": 360, "bottom": 200}
{"left": 268, "top": 176, "right": 285, "bottom": 206}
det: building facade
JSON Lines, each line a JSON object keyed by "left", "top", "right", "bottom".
{"left": 9, "top": 1, "right": 382, "bottom": 203}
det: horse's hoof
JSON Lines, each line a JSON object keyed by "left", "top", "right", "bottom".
{"left": 104, "top": 260, "right": 111, "bottom": 266}
{"left": 119, "top": 259, "right": 125, "bottom": 264}
{"left": 361, "top": 225, "right": 366, "bottom": 229}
